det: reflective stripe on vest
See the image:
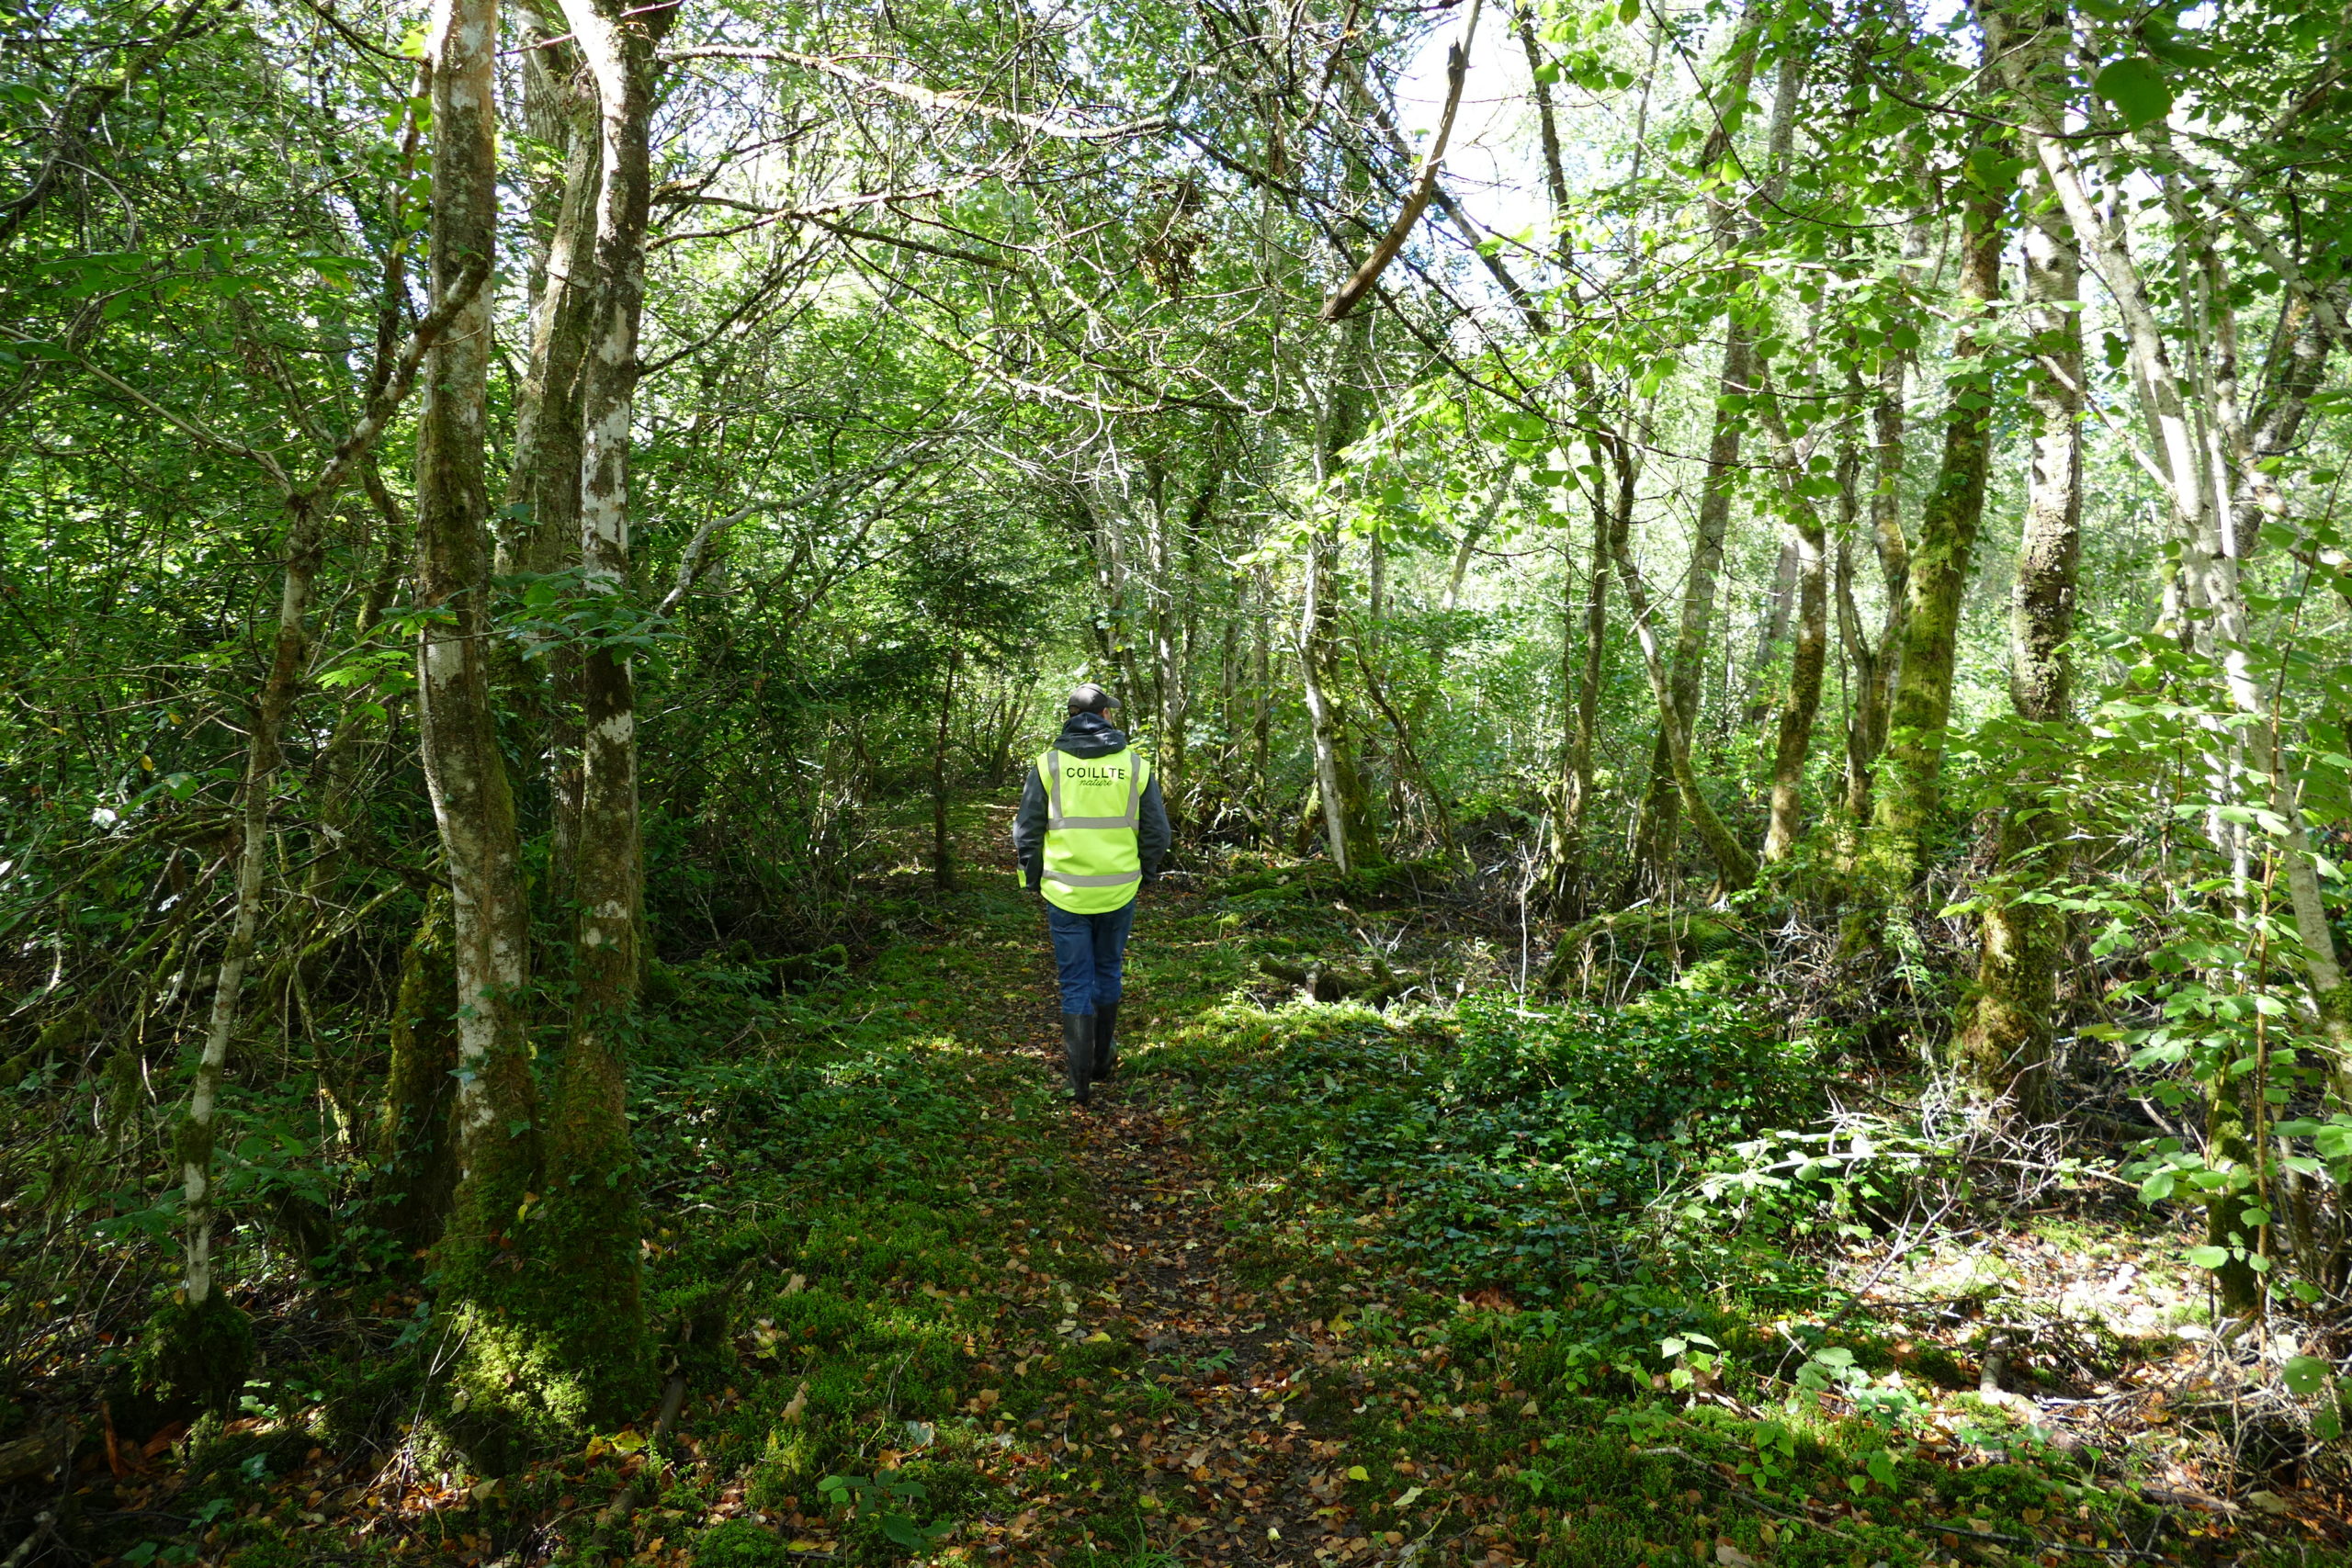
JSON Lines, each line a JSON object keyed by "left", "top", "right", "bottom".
{"left": 1044, "top": 747, "right": 1142, "bottom": 830}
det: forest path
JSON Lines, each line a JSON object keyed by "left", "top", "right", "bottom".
{"left": 990, "top": 891, "right": 1376, "bottom": 1567}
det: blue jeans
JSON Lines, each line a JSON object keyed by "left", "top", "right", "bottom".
{"left": 1046, "top": 897, "right": 1136, "bottom": 1015}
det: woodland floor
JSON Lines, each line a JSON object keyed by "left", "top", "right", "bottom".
{"left": 16, "top": 807, "right": 2352, "bottom": 1568}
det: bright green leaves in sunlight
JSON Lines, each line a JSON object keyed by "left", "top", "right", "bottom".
{"left": 2091, "top": 56, "right": 2173, "bottom": 130}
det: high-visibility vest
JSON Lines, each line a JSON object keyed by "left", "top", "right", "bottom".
{"left": 1036, "top": 745, "right": 1149, "bottom": 914}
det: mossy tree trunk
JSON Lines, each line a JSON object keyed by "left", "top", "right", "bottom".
{"left": 545, "top": 0, "right": 663, "bottom": 1424}
{"left": 1960, "top": 17, "right": 2080, "bottom": 1118}
{"left": 376, "top": 886, "right": 460, "bottom": 1247}
{"left": 1867, "top": 130, "right": 2007, "bottom": 888}
{"left": 413, "top": 0, "right": 556, "bottom": 1450}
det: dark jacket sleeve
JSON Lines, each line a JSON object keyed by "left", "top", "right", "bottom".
{"left": 1011, "top": 760, "right": 1047, "bottom": 890}
{"left": 1137, "top": 773, "right": 1172, "bottom": 880}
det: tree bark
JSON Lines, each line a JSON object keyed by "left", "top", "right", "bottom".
{"left": 1744, "top": 535, "right": 1802, "bottom": 728}
{"left": 412, "top": 0, "right": 553, "bottom": 1441}
{"left": 932, "top": 646, "right": 958, "bottom": 890}
{"left": 1611, "top": 511, "right": 1758, "bottom": 893}
{"left": 546, "top": 0, "right": 663, "bottom": 1421}
{"left": 1755, "top": 398, "right": 1829, "bottom": 864}
{"left": 2006, "top": 17, "right": 2350, "bottom": 1041}
{"left": 1867, "top": 133, "right": 2007, "bottom": 887}
{"left": 1960, "top": 28, "right": 2083, "bottom": 1116}
{"left": 1628, "top": 18, "right": 1791, "bottom": 894}
{"left": 375, "top": 886, "right": 460, "bottom": 1247}
{"left": 1301, "top": 310, "right": 1376, "bottom": 872}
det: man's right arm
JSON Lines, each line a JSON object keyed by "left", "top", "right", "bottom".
{"left": 1010, "top": 762, "right": 1046, "bottom": 891}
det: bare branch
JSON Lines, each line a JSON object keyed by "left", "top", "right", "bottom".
{"left": 661, "top": 46, "right": 1187, "bottom": 142}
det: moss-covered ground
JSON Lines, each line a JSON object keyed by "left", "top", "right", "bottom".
{"left": 51, "top": 807, "right": 2343, "bottom": 1567}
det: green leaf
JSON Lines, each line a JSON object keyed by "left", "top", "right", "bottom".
{"left": 2284, "top": 1355, "right": 2332, "bottom": 1396}
{"left": 2093, "top": 57, "right": 2173, "bottom": 130}
{"left": 2185, "top": 1244, "right": 2230, "bottom": 1269}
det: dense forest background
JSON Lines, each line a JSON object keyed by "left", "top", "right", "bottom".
{"left": 4, "top": 0, "right": 2352, "bottom": 1558}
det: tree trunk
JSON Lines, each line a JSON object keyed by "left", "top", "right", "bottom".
{"left": 1302, "top": 310, "right": 1375, "bottom": 872}
{"left": 375, "top": 886, "right": 460, "bottom": 1247}
{"left": 412, "top": 0, "right": 552, "bottom": 1445}
{"left": 180, "top": 488, "right": 326, "bottom": 1314}
{"left": 1611, "top": 518, "right": 1758, "bottom": 893}
{"left": 1251, "top": 567, "right": 1272, "bottom": 845}
{"left": 1756, "top": 400, "right": 1829, "bottom": 865}
{"left": 503, "top": 49, "right": 600, "bottom": 918}
{"left": 1960, "top": 40, "right": 2082, "bottom": 1116}
{"left": 933, "top": 646, "right": 957, "bottom": 890}
{"left": 169, "top": 191, "right": 484, "bottom": 1376}
{"left": 1867, "top": 133, "right": 2007, "bottom": 887}
{"left": 545, "top": 0, "right": 663, "bottom": 1423}
{"left": 1744, "top": 535, "right": 1801, "bottom": 728}
{"left": 1628, "top": 20, "right": 1791, "bottom": 894}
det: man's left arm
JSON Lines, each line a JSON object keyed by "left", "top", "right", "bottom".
{"left": 1012, "top": 763, "right": 1048, "bottom": 890}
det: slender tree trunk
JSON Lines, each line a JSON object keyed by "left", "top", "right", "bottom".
{"left": 544, "top": 0, "right": 664, "bottom": 1420}
{"left": 503, "top": 52, "right": 600, "bottom": 918}
{"left": 375, "top": 885, "right": 460, "bottom": 1247}
{"left": 1629, "top": 19, "right": 1791, "bottom": 894}
{"left": 1251, "top": 568, "right": 1272, "bottom": 846}
{"left": 1744, "top": 536, "right": 1801, "bottom": 728}
{"left": 932, "top": 646, "right": 957, "bottom": 890}
{"left": 1756, "top": 405, "right": 1828, "bottom": 864}
{"left": 1960, "top": 47, "right": 2083, "bottom": 1115}
{"left": 1841, "top": 350, "right": 1911, "bottom": 827}
{"left": 2007, "top": 14, "right": 2349, "bottom": 1042}
{"left": 167, "top": 207, "right": 482, "bottom": 1384}
{"left": 1611, "top": 531, "right": 1758, "bottom": 893}
{"left": 1303, "top": 310, "right": 1374, "bottom": 872}
{"left": 1868, "top": 134, "right": 2007, "bottom": 887}
{"left": 1299, "top": 524, "right": 1351, "bottom": 875}
{"left": 181, "top": 490, "right": 325, "bottom": 1314}
{"left": 412, "top": 0, "right": 557, "bottom": 1442}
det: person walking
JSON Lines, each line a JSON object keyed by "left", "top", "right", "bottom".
{"left": 1012, "top": 683, "right": 1171, "bottom": 1105}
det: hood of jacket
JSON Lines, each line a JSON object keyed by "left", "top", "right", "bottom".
{"left": 1051, "top": 711, "right": 1132, "bottom": 759}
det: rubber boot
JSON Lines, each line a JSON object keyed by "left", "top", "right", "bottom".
{"left": 1062, "top": 1012, "right": 1093, "bottom": 1106}
{"left": 1092, "top": 1000, "right": 1119, "bottom": 1084}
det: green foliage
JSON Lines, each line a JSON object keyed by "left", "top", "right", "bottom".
{"left": 692, "top": 1518, "right": 799, "bottom": 1567}
{"left": 1156, "top": 991, "right": 1825, "bottom": 1302}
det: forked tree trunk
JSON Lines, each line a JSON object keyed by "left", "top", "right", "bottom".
{"left": 2006, "top": 10, "right": 2350, "bottom": 1046}
{"left": 544, "top": 0, "right": 664, "bottom": 1421}
{"left": 1838, "top": 203, "right": 1929, "bottom": 848}
{"left": 1868, "top": 131, "right": 2007, "bottom": 887}
{"left": 1961, "top": 29, "right": 2082, "bottom": 1118}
